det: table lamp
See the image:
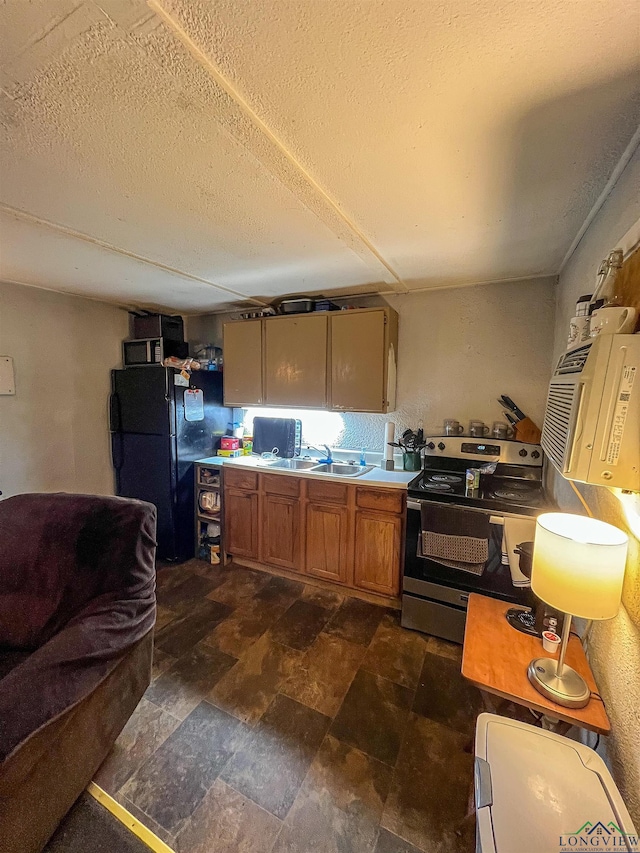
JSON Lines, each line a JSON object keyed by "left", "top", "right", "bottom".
{"left": 527, "top": 512, "right": 628, "bottom": 709}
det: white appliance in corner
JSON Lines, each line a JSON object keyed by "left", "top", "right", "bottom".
{"left": 541, "top": 334, "right": 640, "bottom": 491}
{"left": 474, "top": 714, "right": 638, "bottom": 853}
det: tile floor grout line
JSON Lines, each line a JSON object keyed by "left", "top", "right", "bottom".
{"left": 145, "top": 560, "right": 477, "bottom": 851}
{"left": 142, "top": 695, "right": 185, "bottom": 727}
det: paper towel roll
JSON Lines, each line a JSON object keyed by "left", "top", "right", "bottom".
{"left": 384, "top": 422, "right": 394, "bottom": 461}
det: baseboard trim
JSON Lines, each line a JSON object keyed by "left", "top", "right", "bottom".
{"left": 230, "top": 556, "right": 401, "bottom": 610}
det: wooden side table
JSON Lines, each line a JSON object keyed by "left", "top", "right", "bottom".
{"left": 462, "top": 593, "right": 610, "bottom": 735}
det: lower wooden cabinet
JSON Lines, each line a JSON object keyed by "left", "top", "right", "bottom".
{"left": 225, "top": 488, "right": 259, "bottom": 559}
{"left": 261, "top": 492, "right": 300, "bottom": 570}
{"left": 305, "top": 502, "right": 348, "bottom": 584}
{"left": 224, "top": 472, "right": 404, "bottom": 600}
{"left": 353, "top": 511, "right": 402, "bottom": 597}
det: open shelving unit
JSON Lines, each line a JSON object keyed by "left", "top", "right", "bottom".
{"left": 194, "top": 462, "right": 225, "bottom": 566}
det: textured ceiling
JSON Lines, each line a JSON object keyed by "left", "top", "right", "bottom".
{"left": 1, "top": 0, "right": 639, "bottom": 312}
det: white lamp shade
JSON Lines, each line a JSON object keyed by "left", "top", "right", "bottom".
{"left": 531, "top": 513, "right": 628, "bottom": 620}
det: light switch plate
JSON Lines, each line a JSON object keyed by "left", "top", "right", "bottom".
{"left": 0, "top": 356, "right": 16, "bottom": 395}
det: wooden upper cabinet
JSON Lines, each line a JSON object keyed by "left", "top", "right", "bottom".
{"left": 223, "top": 320, "right": 263, "bottom": 406}
{"left": 353, "top": 510, "right": 402, "bottom": 597}
{"left": 222, "top": 307, "right": 397, "bottom": 412}
{"left": 264, "top": 315, "right": 328, "bottom": 407}
{"left": 330, "top": 309, "right": 397, "bottom": 412}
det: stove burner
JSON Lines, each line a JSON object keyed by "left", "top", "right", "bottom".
{"left": 500, "top": 480, "right": 531, "bottom": 490}
{"left": 422, "top": 482, "right": 454, "bottom": 491}
{"left": 430, "top": 474, "right": 463, "bottom": 483}
{"left": 493, "top": 487, "right": 537, "bottom": 502}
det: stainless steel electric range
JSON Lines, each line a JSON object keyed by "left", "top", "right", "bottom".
{"left": 402, "top": 436, "right": 553, "bottom": 643}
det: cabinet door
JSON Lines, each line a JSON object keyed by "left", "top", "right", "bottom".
{"left": 224, "top": 488, "right": 259, "bottom": 559}
{"left": 330, "top": 310, "right": 386, "bottom": 412}
{"left": 264, "top": 315, "right": 328, "bottom": 407}
{"left": 305, "top": 503, "right": 348, "bottom": 584}
{"left": 353, "top": 511, "right": 401, "bottom": 596}
{"left": 223, "top": 320, "right": 263, "bottom": 406}
{"left": 260, "top": 492, "right": 301, "bottom": 570}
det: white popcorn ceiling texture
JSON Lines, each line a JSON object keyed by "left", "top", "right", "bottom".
{"left": 0, "top": 0, "right": 639, "bottom": 312}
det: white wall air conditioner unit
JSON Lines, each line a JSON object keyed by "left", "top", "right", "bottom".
{"left": 541, "top": 334, "right": 640, "bottom": 491}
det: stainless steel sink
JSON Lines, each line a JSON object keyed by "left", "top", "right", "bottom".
{"left": 267, "top": 458, "right": 319, "bottom": 470}
{"left": 310, "top": 463, "right": 374, "bottom": 477}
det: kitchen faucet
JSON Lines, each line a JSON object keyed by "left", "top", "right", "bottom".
{"left": 307, "top": 444, "right": 333, "bottom": 464}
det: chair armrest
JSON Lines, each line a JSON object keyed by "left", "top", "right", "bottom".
{"left": 0, "top": 591, "right": 155, "bottom": 766}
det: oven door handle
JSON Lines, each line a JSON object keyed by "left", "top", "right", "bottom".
{"left": 408, "top": 500, "right": 504, "bottom": 529}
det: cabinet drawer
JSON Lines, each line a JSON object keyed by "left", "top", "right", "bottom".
{"left": 356, "top": 487, "right": 404, "bottom": 515}
{"left": 306, "top": 479, "right": 349, "bottom": 505}
{"left": 225, "top": 467, "right": 258, "bottom": 491}
{"left": 260, "top": 473, "right": 301, "bottom": 497}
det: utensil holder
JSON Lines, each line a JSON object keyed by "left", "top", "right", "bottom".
{"left": 402, "top": 451, "right": 422, "bottom": 471}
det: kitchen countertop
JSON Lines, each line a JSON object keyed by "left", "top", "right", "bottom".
{"left": 195, "top": 454, "right": 415, "bottom": 490}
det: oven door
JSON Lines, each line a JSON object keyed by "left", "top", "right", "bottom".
{"left": 404, "top": 499, "right": 526, "bottom": 604}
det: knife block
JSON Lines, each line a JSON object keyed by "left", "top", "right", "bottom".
{"left": 514, "top": 417, "right": 542, "bottom": 444}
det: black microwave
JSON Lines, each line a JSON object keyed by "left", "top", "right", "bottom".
{"left": 252, "top": 417, "right": 302, "bottom": 458}
{"left": 122, "top": 338, "right": 188, "bottom": 368}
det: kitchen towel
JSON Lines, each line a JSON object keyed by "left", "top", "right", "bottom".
{"left": 420, "top": 503, "right": 490, "bottom": 569}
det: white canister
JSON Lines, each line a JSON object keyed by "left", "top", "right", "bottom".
{"left": 590, "top": 306, "right": 638, "bottom": 337}
{"left": 567, "top": 316, "right": 591, "bottom": 349}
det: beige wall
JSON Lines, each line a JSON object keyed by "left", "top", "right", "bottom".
{"left": 549, "top": 145, "right": 640, "bottom": 824}
{"left": 0, "top": 281, "right": 128, "bottom": 498}
{"left": 188, "top": 277, "right": 557, "bottom": 452}
{"left": 340, "top": 278, "right": 556, "bottom": 449}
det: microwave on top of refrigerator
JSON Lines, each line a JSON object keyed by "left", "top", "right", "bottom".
{"left": 122, "top": 337, "right": 188, "bottom": 368}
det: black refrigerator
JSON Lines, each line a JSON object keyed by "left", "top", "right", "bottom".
{"left": 110, "top": 367, "right": 231, "bottom": 562}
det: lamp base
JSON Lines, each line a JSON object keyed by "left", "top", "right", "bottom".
{"left": 527, "top": 658, "right": 591, "bottom": 709}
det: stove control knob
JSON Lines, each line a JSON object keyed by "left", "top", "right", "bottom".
{"left": 437, "top": 442, "right": 446, "bottom": 451}
{"left": 531, "top": 450, "right": 540, "bottom": 459}
{"left": 426, "top": 442, "right": 435, "bottom": 450}
{"left": 519, "top": 448, "right": 528, "bottom": 457}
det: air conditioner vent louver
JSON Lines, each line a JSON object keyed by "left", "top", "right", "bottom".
{"left": 556, "top": 343, "right": 592, "bottom": 374}
{"left": 541, "top": 382, "right": 579, "bottom": 472}
{"left": 541, "top": 335, "right": 640, "bottom": 491}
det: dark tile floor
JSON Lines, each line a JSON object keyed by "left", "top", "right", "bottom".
{"left": 94, "top": 560, "right": 478, "bottom": 852}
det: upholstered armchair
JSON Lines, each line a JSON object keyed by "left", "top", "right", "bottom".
{"left": 0, "top": 493, "right": 157, "bottom": 853}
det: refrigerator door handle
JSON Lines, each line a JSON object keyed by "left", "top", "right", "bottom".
{"left": 164, "top": 367, "right": 177, "bottom": 436}
{"left": 109, "top": 392, "right": 121, "bottom": 432}
{"left": 111, "top": 432, "right": 124, "bottom": 480}
{"left": 111, "top": 433, "right": 124, "bottom": 472}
